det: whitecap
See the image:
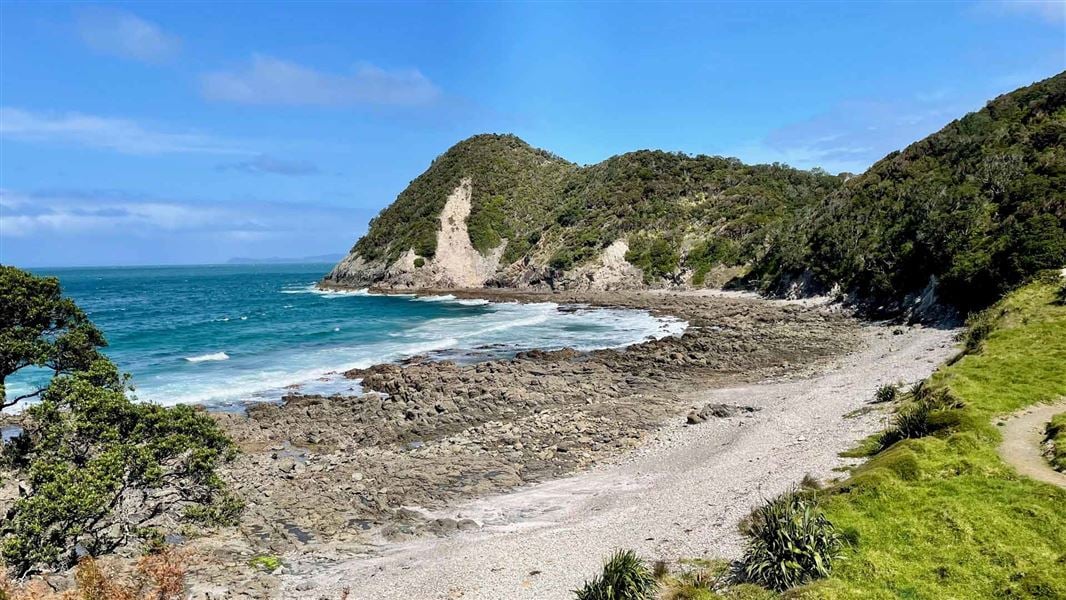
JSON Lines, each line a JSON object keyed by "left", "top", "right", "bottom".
{"left": 185, "top": 352, "right": 230, "bottom": 363}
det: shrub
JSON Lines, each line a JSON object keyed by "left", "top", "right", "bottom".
{"left": 878, "top": 388, "right": 963, "bottom": 450}
{"left": 413, "top": 257, "right": 426, "bottom": 268}
{"left": 1045, "top": 413, "right": 1066, "bottom": 472}
{"left": 873, "top": 384, "right": 898, "bottom": 404}
{"left": 574, "top": 549, "right": 658, "bottom": 600}
{"left": 736, "top": 490, "right": 843, "bottom": 592}
{"left": 960, "top": 307, "right": 1004, "bottom": 354}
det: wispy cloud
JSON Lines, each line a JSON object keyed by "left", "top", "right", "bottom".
{"left": 0, "top": 189, "right": 351, "bottom": 239}
{"left": 991, "top": 0, "right": 1066, "bottom": 24}
{"left": 0, "top": 107, "right": 246, "bottom": 155}
{"left": 760, "top": 97, "right": 966, "bottom": 173}
{"left": 76, "top": 8, "right": 181, "bottom": 63}
{"left": 216, "top": 155, "right": 319, "bottom": 176}
{"left": 200, "top": 55, "right": 441, "bottom": 107}
{"left": 1, "top": 190, "right": 234, "bottom": 237}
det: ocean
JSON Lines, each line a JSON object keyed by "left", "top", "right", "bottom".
{"left": 10, "top": 264, "right": 685, "bottom": 410}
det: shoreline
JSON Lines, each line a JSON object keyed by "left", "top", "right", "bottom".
{"left": 283, "top": 320, "right": 959, "bottom": 599}
{"left": 180, "top": 286, "right": 880, "bottom": 598}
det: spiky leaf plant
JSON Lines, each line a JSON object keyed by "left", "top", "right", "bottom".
{"left": 737, "top": 491, "right": 842, "bottom": 591}
{"left": 574, "top": 549, "right": 658, "bottom": 600}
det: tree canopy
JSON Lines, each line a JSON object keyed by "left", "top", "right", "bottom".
{"left": 0, "top": 266, "right": 107, "bottom": 411}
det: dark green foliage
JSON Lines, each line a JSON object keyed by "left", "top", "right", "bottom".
{"left": 1, "top": 359, "right": 240, "bottom": 575}
{"left": 686, "top": 238, "right": 742, "bottom": 286}
{"left": 574, "top": 549, "right": 658, "bottom": 600}
{"left": 737, "top": 490, "right": 843, "bottom": 591}
{"left": 873, "top": 384, "right": 898, "bottom": 404}
{"left": 1057, "top": 280, "right": 1066, "bottom": 305}
{"left": 548, "top": 151, "right": 840, "bottom": 280}
{"left": 413, "top": 257, "right": 426, "bottom": 268}
{"left": 752, "top": 72, "right": 1066, "bottom": 313}
{"left": 0, "top": 266, "right": 108, "bottom": 411}
{"left": 625, "top": 234, "right": 681, "bottom": 283}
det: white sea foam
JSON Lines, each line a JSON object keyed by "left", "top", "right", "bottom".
{"left": 138, "top": 289, "right": 687, "bottom": 408}
{"left": 185, "top": 352, "right": 230, "bottom": 363}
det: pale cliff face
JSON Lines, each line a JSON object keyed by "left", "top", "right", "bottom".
{"left": 324, "top": 179, "right": 650, "bottom": 291}
{"left": 325, "top": 179, "right": 506, "bottom": 289}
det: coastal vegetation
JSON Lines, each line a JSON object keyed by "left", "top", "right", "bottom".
{"left": 799, "top": 274, "right": 1066, "bottom": 597}
{"left": 335, "top": 72, "right": 1065, "bottom": 316}
{"left": 735, "top": 491, "right": 842, "bottom": 592}
{"left": 750, "top": 73, "right": 1066, "bottom": 312}
{"left": 574, "top": 549, "right": 658, "bottom": 600}
{"left": 0, "top": 268, "right": 240, "bottom": 578}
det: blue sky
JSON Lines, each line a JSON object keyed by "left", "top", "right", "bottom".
{"left": 1, "top": 1, "right": 1063, "bottom": 267}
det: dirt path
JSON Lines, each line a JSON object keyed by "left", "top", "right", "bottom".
{"left": 281, "top": 324, "right": 958, "bottom": 599}
{"left": 997, "top": 401, "right": 1066, "bottom": 489}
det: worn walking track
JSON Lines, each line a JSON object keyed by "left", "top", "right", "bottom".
{"left": 283, "top": 324, "right": 959, "bottom": 599}
{"left": 997, "top": 401, "right": 1066, "bottom": 489}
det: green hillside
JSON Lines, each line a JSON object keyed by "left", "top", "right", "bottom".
{"left": 752, "top": 72, "right": 1066, "bottom": 311}
{"left": 336, "top": 72, "right": 1065, "bottom": 313}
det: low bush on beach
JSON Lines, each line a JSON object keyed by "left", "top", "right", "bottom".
{"left": 736, "top": 490, "right": 843, "bottom": 592}
{"left": 877, "top": 387, "right": 964, "bottom": 450}
{"left": 574, "top": 549, "right": 657, "bottom": 600}
{"left": 872, "top": 384, "right": 897, "bottom": 404}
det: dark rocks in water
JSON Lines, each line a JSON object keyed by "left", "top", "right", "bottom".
{"left": 686, "top": 403, "right": 760, "bottom": 424}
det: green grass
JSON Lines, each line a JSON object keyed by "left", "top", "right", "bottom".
{"left": 796, "top": 277, "right": 1066, "bottom": 599}
{"left": 1045, "top": 413, "right": 1066, "bottom": 472}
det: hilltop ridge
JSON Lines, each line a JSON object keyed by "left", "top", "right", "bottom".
{"left": 325, "top": 72, "right": 1066, "bottom": 313}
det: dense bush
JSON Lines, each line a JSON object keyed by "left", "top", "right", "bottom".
{"left": 574, "top": 549, "right": 658, "bottom": 600}
{"left": 751, "top": 72, "right": 1066, "bottom": 313}
{"left": 737, "top": 491, "right": 842, "bottom": 591}
{"left": 625, "top": 234, "right": 681, "bottom": 283}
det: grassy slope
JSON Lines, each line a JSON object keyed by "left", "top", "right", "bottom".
{"left": 800, "top": 277, "right": 1066, "bottom": 599}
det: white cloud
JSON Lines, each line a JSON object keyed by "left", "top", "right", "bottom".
{"left": 0, "top": 107, "right": 246, "bottom": 155}
{"left": 77, "top": 8, "right": 181, "bottom": 63}
{"left": 200, "top": 55, "right": 441, "bottom": 107}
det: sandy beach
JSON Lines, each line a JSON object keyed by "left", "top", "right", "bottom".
{"left": 163, "top": 289, "right": 958, "bottom": 598}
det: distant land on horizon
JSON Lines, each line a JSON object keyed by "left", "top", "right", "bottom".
{"left": 226, "top": 254, "right": 346, "bottom": 265}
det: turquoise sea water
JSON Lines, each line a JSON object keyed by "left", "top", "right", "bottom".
{"left": 10, "top": 264, "right": 685, "bottom": 409}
